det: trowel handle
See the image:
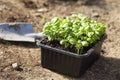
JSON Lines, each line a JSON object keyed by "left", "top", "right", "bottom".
{"left": 24, "top": 32, "right": 45, "bottom": 38}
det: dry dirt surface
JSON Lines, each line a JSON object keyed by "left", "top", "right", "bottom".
{"left": 0, "top": 0, "right": 120, "bottom": 80}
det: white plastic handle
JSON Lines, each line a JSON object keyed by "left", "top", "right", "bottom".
{"left": 24, "top": 32, "right": 45, "bottom": 38}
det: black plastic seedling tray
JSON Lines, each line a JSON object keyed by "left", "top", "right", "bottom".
{"left": 37, "top": 35, "right": 106, "bottom": 77}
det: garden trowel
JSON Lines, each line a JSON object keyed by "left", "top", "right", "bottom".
{"left": 0, "top": 22, "right": 45, "bottom": 42}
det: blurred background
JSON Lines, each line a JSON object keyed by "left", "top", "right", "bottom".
{"left": 0, "top": 0, "right": 120, "bottom": 80}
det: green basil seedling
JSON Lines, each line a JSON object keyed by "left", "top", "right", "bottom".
{"left": 43, "top": 14, "right": 106, "bottom": 54}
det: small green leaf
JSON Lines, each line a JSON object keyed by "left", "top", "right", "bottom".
{"left": 81, "top": 41, "right": 89, "bottom": 47}
{"left": 69, "top": 38, "right": 76, "bottom": 45}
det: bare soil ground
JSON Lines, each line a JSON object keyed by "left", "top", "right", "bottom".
{"left": 0, "top": 0, "right": 120, "bottom": 80}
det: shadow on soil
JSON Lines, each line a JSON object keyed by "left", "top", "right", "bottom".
{"left": 0, "top": 40, "right": 38, "bottom": 48}
{"left": 48, "top": 0, "right": 107, "bottom": 9}
{"left": 65, "top": 55, "right": 120, "bottom": 80}
{"left": 47, "top": 0, "right": 78, "bottom": 3}
{"left": 47, "top": 0, "right": 78, "bottom": 5}
{"left": 82, "top": 0, "right": 107, "bottom": 9}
